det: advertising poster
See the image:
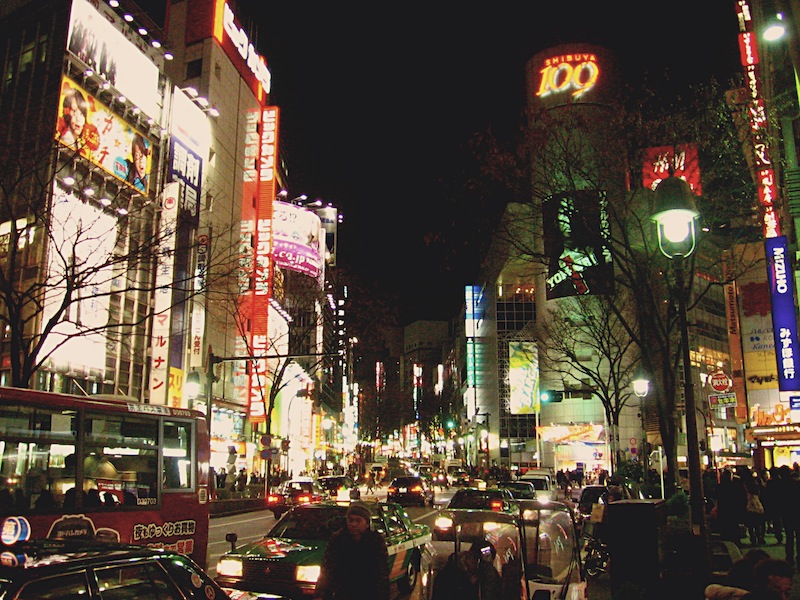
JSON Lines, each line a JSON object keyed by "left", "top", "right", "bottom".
{"left": 67, "top": 0, "right": 160, "bottom": 117}
{"left": 55, "top": 76, "right": 152, "bottom": 194}
{"left": 40, "top": 183, "right": 117, "bottom": 371}
{"left": 542, "top": 190, "right": 613, "bottom": 299}
{"left": 272, "top": 201, "right": 325, "bottom": 279}
{"left": 508, "top": 341, "right": 539, "bottom": 415}
{"left": 641, "top": 144, "right": 702, "bottom": 195}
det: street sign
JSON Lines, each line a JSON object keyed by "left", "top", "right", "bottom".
{"left": 709, "top": 371, "right": 731, "bottom": 393}
{"left": 708, "top": 392, "right": 737, "bottom": 408}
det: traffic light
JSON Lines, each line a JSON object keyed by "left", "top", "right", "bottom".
{"left": 281, "top": 439, "right": 290, "bottom": 452}
{"left": 445, "top": 419, "right": 456, "bottom": 430}
{"left": 540, "top": 390, "right": 564, "bottom": 403}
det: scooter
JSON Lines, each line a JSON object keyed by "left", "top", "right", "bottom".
{"left": 582, "top": 535, "right": 609, "bottom": 578}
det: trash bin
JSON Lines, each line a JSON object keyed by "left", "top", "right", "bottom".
{"left": 604, "top": 499, "right": 665, "bottom": 596}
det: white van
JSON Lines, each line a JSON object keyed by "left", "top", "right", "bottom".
{"left": 518, "top": 469, "right": 555, "bottom": 501}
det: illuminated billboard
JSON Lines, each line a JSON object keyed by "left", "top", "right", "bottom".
{"left": 67, "top": 0, "right": 160, "bottom": 118}
{"left": 56, "top": 76, "right": 152, "bottom": 194}
{"left": 273, "top": 201, "right": 325, "bottom": 278}
{"left": 641, "top": 144, "right": 703, "bottom": 195}
{"left": 508, "top": 341, "right": 539, "bottom": 415}
{"left": 40, "top": 182, "right": 118, "bottom": 371}
{"left": 542, "top": 190, "right": 613, "bottom": 299}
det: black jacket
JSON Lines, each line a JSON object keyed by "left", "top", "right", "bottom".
{"left": 314, "top": 527, "right": 389, "bottom": 600}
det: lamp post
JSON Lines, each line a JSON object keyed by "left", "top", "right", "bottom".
{"left": 651, "top": 174, "right": 707, "bottom": 543}
{"left": 632, "top": 367, "right": 650, "bottom": 487}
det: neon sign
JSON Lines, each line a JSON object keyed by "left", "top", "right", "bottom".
{"left": 222, "top": 2, "right": 271, "bottom": 94}
{"left": 535, "top": 53, "right": 600, "bottom": 99}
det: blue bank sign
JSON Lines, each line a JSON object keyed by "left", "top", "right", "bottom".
{"left": 766, "top": 236, "right": 800, "bottom": 391}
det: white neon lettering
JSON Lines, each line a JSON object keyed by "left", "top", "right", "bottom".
{"left": 223, "top": 3, "right": 272, "bottom": 93}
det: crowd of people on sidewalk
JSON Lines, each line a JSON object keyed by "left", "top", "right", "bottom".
{"left": 707, "top": 463, "right": 800, "bottom": 569}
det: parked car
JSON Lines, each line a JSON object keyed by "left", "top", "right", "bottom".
{"left": 0, "top": 532, "right": 232, "bottom": 599}
{"left": 574, "top": 480, "right": 645, "bottom": 524}
{"left": 434, "top": 487, "right": 519, "bottom": 540}
{"left": 497, "top": 480, "right": 537, "bottom": 499}
{"left": 317, "top": 474, "right": 359, "bottom": 501}
{"left": 266, "top": 477, "right": 330, "bottom": 519}
{"left": 387, "top": 475, "right": 435, "bottom": 507}
{"left": 216, "top": 501, "right": 432, "bottom": 598}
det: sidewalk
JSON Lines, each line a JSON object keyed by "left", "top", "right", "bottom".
{"left": 589, "top": 531, "right": 800, "bottom": 600}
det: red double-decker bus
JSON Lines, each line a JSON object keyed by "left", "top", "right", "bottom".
{"left": 0, "top": 388, "right": 211, "bottom": 568}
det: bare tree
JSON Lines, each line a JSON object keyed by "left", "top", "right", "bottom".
{"left": 0, "top": 140, "right": 233, "bottom": 391}
{"left": 464, "top": 77, "right": 764, "bottom": 493}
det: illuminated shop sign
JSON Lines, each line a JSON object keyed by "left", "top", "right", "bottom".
{"left": 641, "top": 144, "right": 703, "bottom": 195}
{"left": 222, "top": 3, "right": 271, "bottom": 94}
{"left": 734, "top": 0, "right": 781, "bottom": 238}
{"left": 508, "top": 341, "right": 539, "bottom": 415}
{"left": 535, "top": 52, "right": 599, "bottom": 99}
{"left": 766, "top": 236, "right": 800, "bottom": 391}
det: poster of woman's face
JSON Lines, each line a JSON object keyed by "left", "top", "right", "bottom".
{"left": 55, "top": 76, "right": 151, "bottom": 194}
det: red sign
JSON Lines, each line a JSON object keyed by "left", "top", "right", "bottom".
{"left": 709, "top": 371, "right": 732, "bottom": 393}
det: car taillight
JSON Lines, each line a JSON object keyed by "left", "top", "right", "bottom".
{"left": 267, "top": 494, "right": 280, "bottom": 503}
{"left": 490, "top": 500, "right": 503, "bottom": 511}
{"left": 411, "top": 485, "right": 423, "bottom": 492}
{"left": 387, "top": 487, "right": 397, "bottom": 493}
{"left": 298, "top": 494, "right": 311, "bottom": 503}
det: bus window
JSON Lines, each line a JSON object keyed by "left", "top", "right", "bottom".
{"left": 85, "top": 413, "right": 159, "bottom": 507}
{"left": 163, "top": 421, "right": 193, "bottom": 490}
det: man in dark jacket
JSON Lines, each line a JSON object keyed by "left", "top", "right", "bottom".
{"left": 314, "top": 502, "right": 389, "bottom": 600}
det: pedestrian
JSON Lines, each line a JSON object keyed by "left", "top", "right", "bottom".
{"left": 743, "top": 471, "right": 766, "bottom": 546}
{"left": 209, "top": 466, "right": 217, "bottom": 500}
{"left": 741, "top": 558, "right": 794, "bottom": 600}
{"left": 714, "top": 469, "right": 747, "bottom": 544}
{"left": 764, "top": 467, "right": 784, "bottom": 544}
{"left": 236, "top": 468, "right": 247, "bottom": 493}
{"left": 366, "top": 471, "right": 375, "bottom": 494}
{"left": 313, "top": 501, "right": 389, "bottom": 600}
{"left": 431, "top": 540, "right": 502, "bottom": 600}
{"left": 774, "top": 465, "right": 800, "bottom": 567}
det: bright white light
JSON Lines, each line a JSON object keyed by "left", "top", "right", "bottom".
{"left": 152, "top": 40, "right": 162, "bottom": 48}
{"left": 764, "top": 14, "right": 786, "bottom": 41}
{"left": 138, "top": 27, "right": 148, "bottom": 36}
{"left": 123, "top": 13, "right": 133, "bottom": 22}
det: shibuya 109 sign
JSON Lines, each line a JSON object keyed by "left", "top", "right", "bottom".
{"left": 534, "top": 52, "right": 600, "bottom": 100}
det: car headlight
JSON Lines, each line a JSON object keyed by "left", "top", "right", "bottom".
{"left": 434, "top": 515, "right": 453, "bottom": 529}
{"left": 216, "top": 558, "right": 243, "bottom": 578}
{"left": 296, "top": 565, "right": 321, "bottom": 583}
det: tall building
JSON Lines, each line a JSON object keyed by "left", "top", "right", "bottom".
{"left": 0, "top": 0, "right": 345, "bottom": 480}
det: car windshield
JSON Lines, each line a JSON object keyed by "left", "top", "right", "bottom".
{"left": 449, "top": 490, "right": 504, "bottom": 509}
{"left": 502, "top": 483, "right": 535, "bottom": 499}
{"left": 268, "top": 506, "right": 347, "bottom": 540}
{"left": 527, "top": 478, "right": 549, "bottom": 491}
{"left": 579, "top": 488, "right": 607, "bottom": 510}
{"left": 281, "top": 481, "right": 317, "bottom": 494}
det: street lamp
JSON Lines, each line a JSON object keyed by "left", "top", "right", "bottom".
{"left": 632, "top": 367, "right": 650, "bottom": 490}
{"left": 651, "top": 174, "right": 707, "bottom": 541}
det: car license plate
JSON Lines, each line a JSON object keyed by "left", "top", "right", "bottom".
{"left": 399, "top": 487, "right": 407, "bottom": 493}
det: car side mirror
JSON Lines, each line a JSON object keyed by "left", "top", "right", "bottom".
{"left": 225, "top": 532, "right": 238, "bottom": 552}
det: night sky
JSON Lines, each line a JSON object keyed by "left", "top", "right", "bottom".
{"left": 148, "top": 2, "right": 746, "bottom": 324}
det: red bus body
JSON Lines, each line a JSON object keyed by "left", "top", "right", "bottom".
{"left": 0, "top": 388, "right": 211, "bottom": 568}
